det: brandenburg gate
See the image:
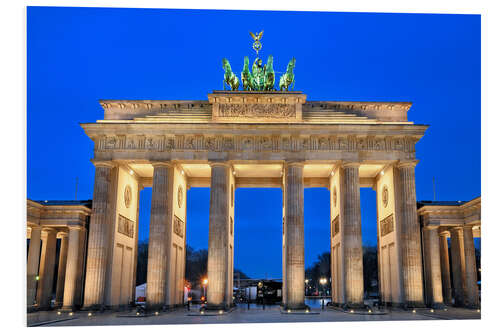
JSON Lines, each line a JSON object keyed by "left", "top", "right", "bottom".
{"left": 78, "top": 88, "right": 429, "bottom": 311}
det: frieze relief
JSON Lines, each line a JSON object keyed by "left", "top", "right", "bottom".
{"left": 118, "top": 214, "right": 134, "bottom": 238}
{"left": 173, "top": 215, "right": 184, "bottom": 238}
{"left": 217, "top": 103, "right": 296, "bottom": 118}
{"left": 95, "top": 134, "right": 416, "bottom": 154}
{"left": 380, "top": 214, "right": 394, "bottom": 237}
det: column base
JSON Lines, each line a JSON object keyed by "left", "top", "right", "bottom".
{"left": 81, "top": 304, "right": 107, "bottom": 312}
{"left": 283, "top": 303, "right": 309, "bottom": 311}
{"left": 429, "top": 302, "right": 446, "bottom": 310}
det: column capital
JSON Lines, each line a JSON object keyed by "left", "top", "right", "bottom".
{"left": 67, "top": 225, "right": 85, "bottom": 231}
{"left": 283, "top": 160, "right": 305, "bottom": 168}
{"left": 397, "top": 160, "right": 419, "bottom": 168}
{"left": 439, "top": 230, "right": 450, "bottom": 237}
{"left": 209, "top": 161, "right": 231, "bottom": 168}
{"left": 92, "top": 160, "right": 115, "bottom": 168}
{"left": 29, "top": 224, "right": 42, "bottom": 231}
{"left": 341, "top": 160, "right": 360, "bottom": 168}
{"left": 462, "top": 224, "right": 474, "bottom": 230}
{"left": 151, "top": 161, "right": 173, "bottom": 168}
{"left": 57, "top": 231, "right": 69, "bottom": 238}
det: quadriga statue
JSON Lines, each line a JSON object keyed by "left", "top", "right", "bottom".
{"left": 279, "top": 57, "right": 296, "bottom": 91}
{"left": 222, "top": 58, "right": 240, "bottom": 91}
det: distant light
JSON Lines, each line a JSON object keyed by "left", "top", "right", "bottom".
{"left": 44, "top": 200, "right": 48, "bottom": 203}
{"left": 35, "top": 276, "right": 40, "bottom": 281}
{"left": 218, "top": 310, "right": 223, "bottom": 314}
{"left": 368, "top": 309, "right": 372, "bottom": 313}
{"left": 287, "top": 309, "right": 291, "bottom": 313}
{"left": 412, "top": 309, "right": 416, "bottom": 313}
{"left": 232, "top": 171, "right": 236, "bottom": 176}
{"left": 444, "top": 308, "right": 448, "bottom": 311}
{"left": 200, "top": 310, "right": 205, "bottom": 314}
{"left": 305, "top": 279, "right": 309, "bottom": 284}
{"left": 136, "top": 312, "right": 140, "bottom": 316}
{"left": 129, "top": 169, "right": 134, "bottom": 175}
{"left": 477, "top": 309, "right": 481, "bottom": 313}
{"left": 155, "top": 311, "right": 159, "bottom": 316}
{"left": 88, "top": 312, "right": 92, "bottom": 317}
{"left": 430, "top": 309, "right": 434, "bottom": 313}
{"left": 69, "top": 312, "right": 73, "bottom": 316}
{"left": 306, "top": 309, "right": 309, "bottom": 313}
{"left": 203, "top": 278, "right": 208, "bottom": 285}
{"left": 57, "top": 311, "right": 61, "bottom": 315}
{"left": 350, "top": 309, "right": 354, "bottom": 313}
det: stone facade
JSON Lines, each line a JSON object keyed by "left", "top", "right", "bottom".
{"left": 27, "top": 90, "right": 481, "bottom": 313}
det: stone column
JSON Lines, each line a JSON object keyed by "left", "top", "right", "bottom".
{"left": 422, "top": 227, "right": 444, "bottom": 307}
{"left": 62, "top": 227, "right": 82, "bottom": 310}
{"left": 207, "top": 162, "right": 230, "bottom": 310}
{"left": 439, "top": 232, "right": 452, "bottom": 304}
{"left": 36, "top": 228, "right": 57, "bottom": 309}
{"left": 55, "top": 232, "right": 69, "bottom": 307}
{"left": 340, "top": 162, "right": 364, "bottom": 307}
{"left": 396, "top": 161, "right": 424, "bottom": 307}
{"left": 462, "top": 226, "right": 479, "bottom": 308}
{"left": 83, "top": 162, "right": 114, "bottom": 309}
{"left": 27, "top": 226, "right": 42, "bottom": 309}
{"left": 284, "top": 162, "right": 306, "bottom": 310}
{"left": 74, "top": 227, "right": 87, "bottom": 307}
{"left": 450, "top": 227, "right": 465, "bottom": 306}
{"left": 146, "top": 162, "right": 172, "bottom": 310}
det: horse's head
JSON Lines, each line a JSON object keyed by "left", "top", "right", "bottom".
{"left": 288, "top": 57, "right": 296, "bottom": 70}
{"left": 222, "top": 58, "right": 230, "bottom": 72}
{"left": 267, "top": 55, "right": 273, "bottom": 66}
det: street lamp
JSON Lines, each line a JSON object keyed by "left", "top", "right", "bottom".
{"left": 319, "top": 277, "right": 327, "bottom": 310}
{"left": 202, "top": 278, "right": 208, "bottom": 303}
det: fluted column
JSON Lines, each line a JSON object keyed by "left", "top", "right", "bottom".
{"left": 207, "top": 162, "right": 230, "bottom": 310}
{"left": 450, "top": 227, "right": 465, "bottom": 306}
{"left": 55, "top": 232, "right": 69, "bottom": 307}
{"left": 36, "top": 228, "right": 57, "bottom": 309}
{"left": 62, "top": 227, "right": 82, "bottom": 310}
{"left": 27, "top": 226, "right": 42, "bottom": 309}
{"left": 396, "top": 161, "right": 424, "bottom": 307}
{"left": 83, "top": 161, "right": 114, "bottom": 309}
{"left": 463, "top": 226, "right": 479, "bottom": 308}
{"left": 340, "top": 162, "right": 364, "bottom": 307}
{"left": 74, "top": 227, "right": 87, "bottom": 307}
{"left": 422, "top": 227, "right": 443, "bottom": 307}
{"left": 146, "top": 162, "right": 172, "bottom": 310}
{"left": 439, "top": 232, "right": 452, "bottom": 304}
{"left": 283, "top": 162, "right": 306, "bottom": 310}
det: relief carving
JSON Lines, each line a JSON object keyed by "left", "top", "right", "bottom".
{"left": 173, "top": 215, "right": 184, "bottom": 238}
{"left": 218, "top": 103, "right": 296, "bottom": 118}
{"left": 118, "top": 214, "right": 134, "bottom": 238}
{"left": 380, "top": 214, "right": 394, "bottom": 237}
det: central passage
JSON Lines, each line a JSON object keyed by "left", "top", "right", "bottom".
{"left": 234, "top": 188, "right": 283, "bottom": 279}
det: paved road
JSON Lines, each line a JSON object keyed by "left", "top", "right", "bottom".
{"left": 27, "top": 304, "right": 480, "bottom": 327}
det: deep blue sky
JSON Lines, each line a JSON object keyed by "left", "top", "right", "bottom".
{"left": 27, "top": 7, "right": 480, "bottom": 279}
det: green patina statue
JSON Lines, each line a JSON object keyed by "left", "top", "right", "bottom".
{"left": 264, "top": 55, "right": 275, "bottom": 91}
{"left": 241, "top": 56, "right": 252, "bottom": 91}
{"left": 222, "top": 58, "right": 240, "bottom": 91}
{"left": 222, "top": 32, "right": 295, "bottom": 92}
{"left": 279, "top": 57, "right": 296, "bottom": 91}
{"left": 251, "top": 57, "right": 266, "bottom": 91}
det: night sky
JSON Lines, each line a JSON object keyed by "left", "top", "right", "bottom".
{"left": 27, "top": 7, "right": 480, "bottom": 279}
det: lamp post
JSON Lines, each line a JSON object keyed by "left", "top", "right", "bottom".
{"left": 320, "top": 277, "right": 327, "bottom": 310}
{"left": 202, "top": 278, "right": 208, "bottom": 304}
{"left": 305, "top": 279, "right": 309, "bottom": 296}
